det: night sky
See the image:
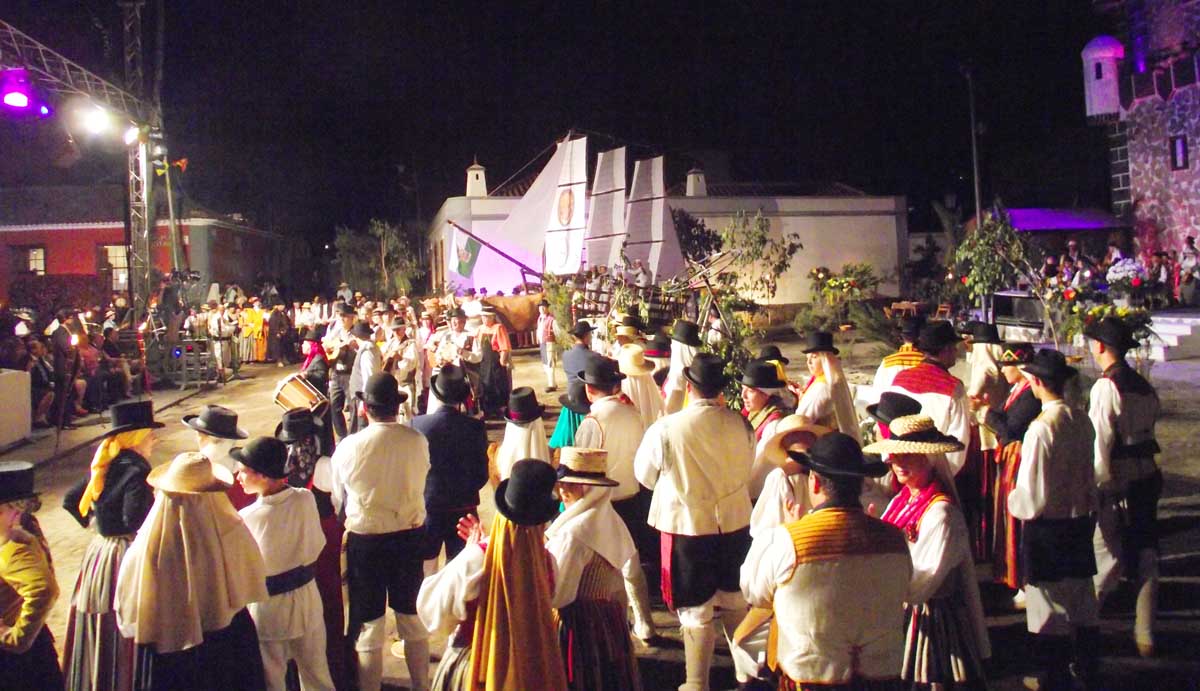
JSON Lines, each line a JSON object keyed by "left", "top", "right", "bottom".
{"left": 1, "top": 1, "right": 1113, "bottom": 244}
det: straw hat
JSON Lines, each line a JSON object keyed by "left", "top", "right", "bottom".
{"left": 759, "top": 415, "right": 833, "bottom": 466}
{"left": 556, "top": 447, "right": 618, "bottom": 487}
{"left": 148, "top": 452, "right": 234, "bottom": 494}
{"left": 615, "top": 325, "right": 640, "bottom": 339}
{"left": 618, "top": 344, "right": 656, "bottom": 375}
{"left": 862, "top": 415, "right": 965, "bottom": 456}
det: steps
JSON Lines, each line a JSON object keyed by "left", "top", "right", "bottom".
{"left": 1148, "top": 313, "right": 1200, "bottom": 361}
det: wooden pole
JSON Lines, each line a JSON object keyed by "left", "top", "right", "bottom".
{"left": 445, "top": 220, "right": 544, "bottom": 280}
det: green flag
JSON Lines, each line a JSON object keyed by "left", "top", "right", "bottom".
{"left": 454, "top": 231, "right": 481, "bottom": 278}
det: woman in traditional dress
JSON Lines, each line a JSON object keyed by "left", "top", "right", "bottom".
{"left": 549, "top": 386, "right": 591, "bottom": 454}
{"left": 865, "top": 415, "right": 990, "bottom": 690}
{"left": 417, "top": 460, "right": 567, "bottom": 691}
{"left": 236, "top": 304, "right": 255, "bottom": 364}
{"left": 662, "top": 320, "right": 701, "bottom": 414}
{"left": 492, "top": 388, "right": 552, "bottom": 482}
{"left": 115, "top": 452, "right": 269, "bottom": 691}
{"left": 981, "top": 342, "right": 1040, "bottom": 604}
{"left": 0, "top": 461, "right": 64, "bottom": 691}
{"left": 475, "top": 308, "right": 512, "bottom": 420}
{"left": 618, "top": 344, "right": 664, "bottom": 429}
{"left": 546, "top": 449, "right": 642, "bottom": 691}
{"left": 739, "top": 360, "right": 790, "bottom": 497}
{"left": 62, "top": 401, "right": 162, "bottom": 691}
{"left": 793, "top": 331, "right": 859, "bottom": 436}
{"left": 964, "top": 323, "right": 1010, "bottom": 561}
{"left": 276, "top": 408, "right": 346, "bottom": 689}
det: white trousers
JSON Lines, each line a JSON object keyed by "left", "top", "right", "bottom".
{"left": 1025, "top": 577, "right": 1098, "bottom": 635}
{"left": 676, "top": 589, "right": 747, "bottom": 628}
{"left": 260, "top": 626, "right": 335, "bottom": 691}
{"left": 729, "top": 617, "right": 770, "bottom": 682}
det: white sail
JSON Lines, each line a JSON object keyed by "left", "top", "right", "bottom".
{"left": 624, "top": 156, "right": 686, "bottom": 282}
{"left": 583, "top": 147, "right": 627, "bottom": 271}
{"left": 543, "top": 136, "right": 589, "bottom": 275}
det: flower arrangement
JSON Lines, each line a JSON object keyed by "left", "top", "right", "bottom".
{"left": 1105, "top": 258, "right": 1147, "bottom": 296}
{"left": 1061, "top": 302, "right": 1154, "bottom": 344}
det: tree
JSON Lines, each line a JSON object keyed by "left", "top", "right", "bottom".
{"left": 334, "top": 218, "right": 427, "bottom": 297}
{"left": 671, "top": 208, "right": 723, "bottom": 263}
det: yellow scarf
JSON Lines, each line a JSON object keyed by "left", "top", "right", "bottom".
{"left": 78, "top": 429, "right": 150, "bottom": 517}
{"left": 467, "top": 515, "right": 567, "bottom": 691}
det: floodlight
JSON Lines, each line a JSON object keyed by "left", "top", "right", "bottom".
{"left": 124, "top": 126, "right": 140, "bottom": 145}
{"left": 3, "top": 92, "right": 29, "bottom": 109}
{"left": 82, "top": 106, "right": 112, "bottom": 134}
{"left": 1, "top": 69, "right": 33, "bottom": 110}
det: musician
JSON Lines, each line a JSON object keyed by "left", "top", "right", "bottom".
{"left": 383, "top": 317, "right": 419, "bottom": 405}
{"left": 323, "top": 303, "right": 360, "bottom": 441}
{"left": 415, "top": 312, "right": 437, "bottom": 414}
{"left": 431, "top": 308, "right": 482, "bottom": 412}
{"left": 348, "top": 321, "right": 383, "bottom": 434}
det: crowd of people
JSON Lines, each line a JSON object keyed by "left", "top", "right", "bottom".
{"left": 1040, "top": 235, "right": 1200, "bottom": 307}
{"left": 0, "top": 283, "right": 1163, "bottom": 691}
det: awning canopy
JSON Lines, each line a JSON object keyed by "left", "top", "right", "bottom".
{"left": 966, "top": 207, "right": 1127, "bottom": 234}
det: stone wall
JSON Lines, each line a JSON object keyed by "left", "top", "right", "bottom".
{"left": 1126, "top": 82, "right": 1200, "bottom": 250}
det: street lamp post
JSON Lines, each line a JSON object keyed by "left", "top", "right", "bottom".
{"left": 962, "top": 65, "right": 983, "bottom": 223}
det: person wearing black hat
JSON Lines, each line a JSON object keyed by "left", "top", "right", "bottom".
{"left": 322, "top": 302, "right": 360, "bottom": 440}
{"left": 330, "top": 372, "right": 430, "bottom": 691}
{"left": 1008, "top": 348, "right": 1100, "bottom": 688}
{"left": 0, "top": 462, "right": 64, "bottom": 690}
{"left": 184, "top": 404, "right": 254, "bottom": 510}
{"left": 963, "top": 322, "right": 1010, "bottom": 563}
{"left": 429, "top": 308, "right": 483, "bottom": 414}
{"left": 61, "top": 401, "right": 161, "bottom": 690}
{"left": 663, "top": 319, "right": 702, "bottom": 414}
{"left": 887, "top": 320, "right": 971, "bottom": 475}
{"left": 561, "top": 319, "right": 597, "bottom": 405}
{"left": 301, "top": 324, "right": 331, "bottom": 392}
{"left": 412, "top": 365, "right": 489, "bottom": 567}
{"left": 634, "top": 352, "right": 755, "bottom": 689}
{"left": 795, "top": 331, "right": 860, "bottom": 439}
{"left": 1085, "top": 317, "right": 1162, "bottom": 658}
{"left": 266, "top": 302, "right": 292, "bottom": 367}
{"left": 231, "top": 437, "right": 335, "bottom": 691}
{"left": 493, "top": 386, "right": 552, "bottom": 481}
{"left": 573, "top": 357, "right": 659, "bottom": 644}
{"left": 534, "top": 299, "right": 559, "bottom": 392}
{"left": 980, "top": 343, "right": 1041, "bottom": 596}
{"left": 741, "top": 433, "right": 912, "bottom": 690}
{"left": 347, "top": 320, "right": 385, "bottom": 433}
{"left": 740, "top": 359, "right": 789, "bottom": 446}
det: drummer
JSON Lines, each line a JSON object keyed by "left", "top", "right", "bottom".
{"left": 431, "top": 308, "right": 482, "bottom": 413}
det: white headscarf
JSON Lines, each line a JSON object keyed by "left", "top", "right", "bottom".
{"left": 545, "top": 485, "right": 635, "bottom": 571}
{"left": 813, "top": 352, "right": 859, "bottom": 438}
{"left": 116, "top": 491, "right": 268, "bottom": 653}
{"left": 663, "top": 341, "right": 698, "bottom": 413}
{"left": 494, "top": 418, "right": 552, "bottom": 480}
{"left": 621, "top": 371, "right": 665, "bottom": 428}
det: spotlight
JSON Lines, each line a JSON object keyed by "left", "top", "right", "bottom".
{"left": 1, "top": 69, "right": 33, "bottom": 111}
{"left": 82, "top": 106, "right": 112, "bottom": 135}
{"left": 3, "top": 92, "right": 29, "bottom": 109}
{"left": 38, "top": 105, "right": 50, "bottom": 117}
{"left": 124, "top": 126, "right": 140, "bottom": 146}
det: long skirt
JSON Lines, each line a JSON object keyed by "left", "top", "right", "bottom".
{"left": 992, "top": 441, "right": 1024, "bottom": 590}
{"left": 431, "top": 641, "right": 471, "bottom": 691}
{"left": 957, "top": 427, "right": 990, "bottom": 562}
{"left": 133, "top": 609, "right": 265, "bottom": 691}
{"left": 238, "top": 334, "right": 255, "bottom": 363}
{"left": 901, "top": 598, "right": 986, "bottom": 687}
{"left": 64, "top": 534, "right": 135, "bottom": 691}
{"left": 554, "top": 558, "right": 642, "bottom": 691}
{"left": 0, "top": 626, "right": 64, "bottom": 691}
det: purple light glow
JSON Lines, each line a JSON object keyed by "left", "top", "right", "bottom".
{"left": 2, "top": 91, "right": 30, "bottom": 109}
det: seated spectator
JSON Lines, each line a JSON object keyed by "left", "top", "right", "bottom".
{"left": 26, "top": 340, "right": 55, "bottom": 428}
{"left": 101, "top": 328, "right": 134, "bottom": 398}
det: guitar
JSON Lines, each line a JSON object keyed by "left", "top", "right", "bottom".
{"left": 322, "top": 333, "right": 355, "bottom": 360}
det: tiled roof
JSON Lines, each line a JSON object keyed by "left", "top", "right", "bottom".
{"left": 0, "top": 184, "right": 217, "bottom": 226}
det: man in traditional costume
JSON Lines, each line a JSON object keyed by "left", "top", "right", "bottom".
{"left": 234, "top": 437, "right": 335, "bottom": 691}
{"left": 1085, "top": 317, "right": 1162, "bottom": 658}
{"left": 872, "top": 315, "right": 926, "bottom": 390}
{"left": 536, "top": 299, "right": 559, "bottom": 392}
{"left": 331, "top": 373, "right": 431, "bottom": 691}
{"left": 208, "top": 301, "right": 238, "bottom": 382}
{"left": 981, "top": 343, "right": 1039, "bottom": 603}
{"left": 432, "top": 309, "right": 482, "bottom": 414}
{"left": 793, "top": 332, "right": 860, "bottom": 437}
{"left": 964, "top": 321, "right": 1009, "bottom": 561}
{"left": 886, "top": 320, "right": 971, "bottom": 475}
{"left": 635, "top": 353, "right": 753, "bottom": 691}
{"left": 413, "top": 366, "right": 489, "bottom": 564}
{"left": 740, "top": 433, "right": 912, "bottom": 691}
{"left": 266, "top": 302, "right": 291, "bottom": 367}
{"left": 348, "top": 321, "right": 384, "bottom": 433}
{"left": 115, "top": 452, "right": 269, "bottom": 690}
{"left": 620, "top": 344, "right": 666, "bottom": 428}
{"left": 1007, "top": 349, "right": 1099, "bottom": 689}
{"left": 547, "top": 448, "right": 643, "bottom": 691}
{"left": 740, "top": 360, "right": 790, "bottom": 497}
{"left": 573, "top": 357, "right": 658, "bottom": 644}
{"left": 662, "top": 320, "right": 701, "bottom": 414}
{"left": 323, "top": 302, "right": 360, "bottom": 441}
{"left": 0, "top": 462, "right": 64, "bottom": 690}
{"left": 184, "top": 404, "right": 254, "bottom": 510}
{"left": 416, "top": 460, "right": 567, "bottom": 691}
{"left": 865, "top": 415, "right": 990, "bottom": 689}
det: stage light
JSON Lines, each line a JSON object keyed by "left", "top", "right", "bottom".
{"left": 3, "top": 92, "right": 29, "bottom": 109}
{"left": 124, "top": 126, "right": 140, "bottom": 145}
{"left": 1, "top": 69, "right": 33, "bottom": 111}
{"left": 82, "top": 106, "right": 112, "bottom": 135}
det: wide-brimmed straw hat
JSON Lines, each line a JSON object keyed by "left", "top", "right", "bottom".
{"left": 618, "top": 344, "right": 656, "bottom": 375}
{"left": 862, "top": 415, "right": 965, "bottom": 456}
{"left": 615, "top": 325, "right": 640, "bottom": 339}
{"left": 147, "top": 452, "right": 234, "bottom": 494}
{"left": 759, "top": 416, "right": 833, "bottom": 466}
{"left": 555, "top": 447, "right": 618, "bottom": 487}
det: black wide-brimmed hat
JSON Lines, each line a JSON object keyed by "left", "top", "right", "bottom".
{"left": 504, "top": 387, "right": 545, "bottom": 423}
{"left": 108, "top": 400, "right": 166, "bottom": 437}
{"left": 1022, "top": 348, "right": 1078, "bottom": 384}
{"left": 863, "top": 415, "right": 966, "bottom": 455}
{"left": 741, "top": 360, "right": 786, "bottom": 389}
{"left": 917, "top": 321, "right": 962, "bottom": 353}
{"left": 644, "top": 333, "right": 671, "bottom": 359}
{"left": 336, "top": 302, "right": 357, "bottom": 317}
{"left": 0, "top": 462, "right": 38, "bottom": 505}
{"left": 1084, "top": 317, "right": 1139, "bottom": 353}
{"left": 303, "top": 325, "right": 325, "bottom": 342}
{"left": 802, "top": 331, "right": 839, "bottom": 355}
{"left": 618, "top": 313, "right": 645, "bottom": 331}
{"left": 683, "top": 352, "right": 729, "bottom": 390}
{"left": 970, "top": 322, "right": 1002, "bottom": 344}
{"left": 756, "top": 345, "right": 790, "bottom": 365}
{"left": 577, "top": 356, "right": 626, "bottom": 388}
{"left": 495, "top": 459, "right": 561, "bottom": 525}
{"left": 431, "top": 365, "right": 470, "bottom": 404}
{"left": 997, "top": 342, "right": 1035, "bottom": 366}
{"left": 788, "top": 432, "right": 888, "bottom": 479}
{"left": 671, "top": 319, "right": 702, "bottom": 347}
{"left": 559, "top": 386, "right": 592, "bottom": 416}
{"left": 569, "top": 320, "right": 596, "bottom": 337}
{"left": 183, "top": 404, "right": 246, "bottom": 440}
{"left": 362, "top": 372, "right": 407, "bottom": 407}
{"left": 866, "top": 391, "right": 922, "bottom": 426}
{"left": 231, "top": 436, "right": 289, "bottom": 480}
{"left": 899, "top": 315, "right": 926, "bottom": 341}
{"left": 351, "top": 321, "right": 375, "bottom": 339}
{"left": 275, "top": 407, "right": 321, "bottom": 444}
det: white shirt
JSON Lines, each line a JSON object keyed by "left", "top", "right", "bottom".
{"left": 348, "top": 340, "right": 383, "bottom": 396}
{"left": 795, "top": 379, "right": 834, "bottom": 428}
{"left": 331, "top": 421, "right": 430, "bottom": 534}
{"left": 1088, "top": 370, "right": 1159, "bottom": 491}
{"left": 887, "top": 368, "right": 972, "bottom": 474}
{"left": 239, "top": 487, "right": 326, "bottom": 641}
{"left": 574, "top": 395, "right": 646, "bottom": 501}
{"left": 748, "top": 467, "right": 808, "bottom": 540}
{"left": 417, "top": 542, "right": 487, "bottom": 640}
{"left": 1008, "top": 399, "right": 1096, "bottom": 521}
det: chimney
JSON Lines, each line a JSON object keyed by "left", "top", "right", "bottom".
{"left": 686, "top": 167, "right": 707, "bottom": 197}
{"left": 466, "top": 158, "right": 487, "bottom": 197}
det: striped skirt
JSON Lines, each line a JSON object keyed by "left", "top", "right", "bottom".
{"left": 63, "top": 533, "right": 136, "bottom": 691}
{"left": 554, "top": 556, "right": 642, "bottom": 691}
{"left": 901, "top": 598, "right": 986, "bottom": 687}
{"left": 430, "top": 642, "right": 471, "bottom": 691}
{"left": 991, "top": 441, "right": 1024, "bottom": 590}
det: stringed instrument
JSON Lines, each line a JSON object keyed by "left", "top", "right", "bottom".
{"left": 322, "top": 333, "right": 355, "bottom": 360}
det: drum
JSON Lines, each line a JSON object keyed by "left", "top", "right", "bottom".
{"left": 273, "top": 373, "right": 329, "bottom": 415}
